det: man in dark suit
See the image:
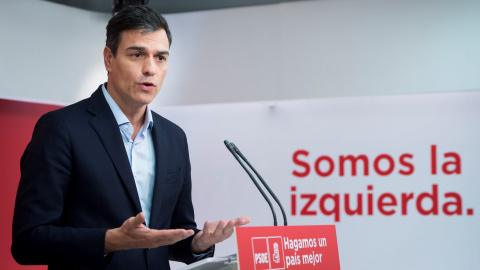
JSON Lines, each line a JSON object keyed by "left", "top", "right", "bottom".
{"left": 11, "top": 5, "right": 249, "bottom": 270}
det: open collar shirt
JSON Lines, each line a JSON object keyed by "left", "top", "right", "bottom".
{"left": 102, "top": 84, "right": 156, "bottom": 227}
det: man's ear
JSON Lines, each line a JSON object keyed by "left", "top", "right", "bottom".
{"left": 104, "top": 46, "right": 113, "bottom": 72}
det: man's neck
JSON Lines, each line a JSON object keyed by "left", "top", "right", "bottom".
{"left": 105, "top": 85, "right": 147, "bottom": 140}
{"left": 121, "top": 105, "right": 146, "bottom": 129}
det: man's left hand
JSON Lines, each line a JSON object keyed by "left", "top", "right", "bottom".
{"left": 191, "top": 216, "right": 250, "bottom": 253}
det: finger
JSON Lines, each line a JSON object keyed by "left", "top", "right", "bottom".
{"left": 218, "top": 217, "right": 248, "bottom": 241}
{"left": 221, "top": 220, "right": 236, "bottom": 238}
{"left": 122, "top": 212, "right": 146, "bottom": 230}
{"left": 202, "top": 220, "right": 211, "bottom": 230}
{"left": 152, "top": 229, "right": 194, "bottom": 246}
{"left": 232, "top": 216, "right": 251, "bottom": 226}
{"left": 203, "top": 220, "right": 217, "bottom": 236}
{"left": 165, "top": 229, "right": 194, "bottom": 242}
{"left": 179, "top": 229, "right": 195, "bottom": 238}
{"left": 132, "top": 212, "right": 146, "bottom": 227}
{"left": 219, "top": 219, "right": 235, "bottom": 233}
{"left": 213, "top": 220, "right": 228, "bottom": 239}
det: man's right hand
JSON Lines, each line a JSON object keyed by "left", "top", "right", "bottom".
{"left": 104, "top": 212, "right": 194, "bottom": 254}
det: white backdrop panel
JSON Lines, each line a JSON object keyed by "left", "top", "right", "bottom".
{"left": 158, "top": 90, "right": 480, "bottom": 269}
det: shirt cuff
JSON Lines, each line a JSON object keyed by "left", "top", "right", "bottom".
{"left": 192, "top": 245, "right": 214, "bottom": 260}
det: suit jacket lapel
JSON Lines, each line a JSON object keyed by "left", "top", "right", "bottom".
{"left": 149, "top": 116, "right": 168, "bottom": 228}
{"left": 87, "top": 87, "right": 142, "bottom": 214}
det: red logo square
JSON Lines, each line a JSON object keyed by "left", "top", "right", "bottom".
{"left": 267, "top": 236, "right": 285, "bottom": 270}
{"left": 252, "top": 237, "right": 270, "bottom": 270}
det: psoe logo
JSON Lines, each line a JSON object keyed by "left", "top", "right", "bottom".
{"left": 252, "top": 237, "right": 270, "bottom": 270}
{"left": 273, "top": 243, "right": 280, "bottom": 263}
{"left": 267, "top": 236, "right": 285, "bottom": 270}
{"left": 251, "top": 236, "right": 285, "bottom": 270}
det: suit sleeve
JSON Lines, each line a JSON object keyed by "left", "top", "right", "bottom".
{"left": 11, "top": 112, "right": 107, "bottom": 269}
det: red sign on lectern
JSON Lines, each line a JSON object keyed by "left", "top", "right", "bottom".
{"left": 235, "top": 225, "right": 340, "bottom": 270}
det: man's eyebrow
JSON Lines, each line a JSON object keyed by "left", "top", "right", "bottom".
{"left": 125, "top": 46, "right": 169, "bottom": 55}
{"left": 126, "top": 46, "right": 146, "bottom": 51}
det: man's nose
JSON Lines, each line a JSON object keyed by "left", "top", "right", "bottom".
{"left": 142, "top": 57, "right": 157, "bottom": 76}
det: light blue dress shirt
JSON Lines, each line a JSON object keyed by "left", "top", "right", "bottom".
{"left": 102, "top": 85, "right": 156, "bottom": 227}
{"left": 102, "top": 85, "right": 212, "bottom": 257}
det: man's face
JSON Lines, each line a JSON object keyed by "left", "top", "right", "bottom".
{"left": 104, "top": 28, "right": 169, "bottom": 112}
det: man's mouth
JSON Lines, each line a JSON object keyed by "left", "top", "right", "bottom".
{"left": 139, "top": 82, "right": 156, "bottom": 91}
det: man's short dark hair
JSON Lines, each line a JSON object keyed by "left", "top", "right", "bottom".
{"left": 106, "top": 5, "right": 172, "bottom": 56}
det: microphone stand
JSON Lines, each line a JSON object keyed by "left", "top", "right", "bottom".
{"left": 224, "top": 140, "right": 287, "bottom": 226}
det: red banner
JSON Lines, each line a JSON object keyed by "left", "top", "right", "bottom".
{"left": 235, "top": 225, "right": 340, "bottom": 270}
{"left": 0, "top": 99, "right": 62, "bottom": 269}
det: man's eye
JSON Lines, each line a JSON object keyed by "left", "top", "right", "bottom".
{"left": 158, "top": 56, "right": 166, "bottom": 61}
{"left": 132, "top": 53, "right": 141, "bottom": 58}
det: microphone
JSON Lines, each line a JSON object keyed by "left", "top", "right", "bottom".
{"left": 224, "top": 140, "right": 287, "bottom": 226}
{"left": 230, "top": 142, "right": 288, "bottom": 226}
{"left": 224, "top": 140, "right": 278, "bottom": 226}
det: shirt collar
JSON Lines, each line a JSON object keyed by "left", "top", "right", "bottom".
{"left": 101, "top": 83, "right": 154, "bottom": 129}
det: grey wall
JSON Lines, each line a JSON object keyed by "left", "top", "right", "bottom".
{"left": 1, "top": 0, "right": 479, "bottom": 107}
{"left": 0, "top": 0, "right": 109, "bottom": 104}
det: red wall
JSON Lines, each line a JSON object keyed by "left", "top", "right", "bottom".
{"left": 0, "top": 99, "right": 62, "bottom": 269}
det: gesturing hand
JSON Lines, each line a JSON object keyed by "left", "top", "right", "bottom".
{"left": 191, "top": 216, "right": 250, "bottom": 253}
{"left": 104, "top": 212, "right": 194, "bottom": 253}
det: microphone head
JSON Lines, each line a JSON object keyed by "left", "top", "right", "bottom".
{"left": 223, "top": 140, "right": 233, "bottom": 149}
{"left": 224, "top": 140, "right": 234, "bottom": 150}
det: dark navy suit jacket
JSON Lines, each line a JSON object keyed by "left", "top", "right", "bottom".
{"left": 12, "top": 86, "right": 212, "bottom": 269}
